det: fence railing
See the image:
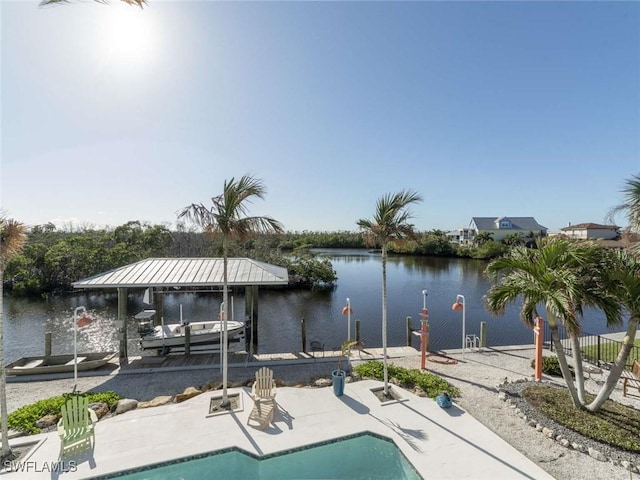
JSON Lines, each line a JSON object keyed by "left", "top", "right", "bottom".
{"left": 543, "top": 321, "right": 639, "bottom": 371}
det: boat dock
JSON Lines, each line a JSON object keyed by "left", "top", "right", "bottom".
{"left": 120, "top": 345, "right": 419, "bottom": 373}
{"left": 6, "top": 346, "right": 420, "bottom": 382}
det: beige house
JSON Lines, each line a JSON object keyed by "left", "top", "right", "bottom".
{"left": 560, "top": 222, "right": 620, "bottom": 240}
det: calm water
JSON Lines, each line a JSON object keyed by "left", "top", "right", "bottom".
{"left": 3, "top": 250, "right": 618, "bottom": 363}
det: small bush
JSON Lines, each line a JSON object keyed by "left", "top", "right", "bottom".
{"left": 6, "top": 391, "right": 121, "bottom": 434}
{"left": 531, "top": 356, "right": 564, "bottom": 376}
{"left": 354, "top": 361, "right": 460, "bottom": 398}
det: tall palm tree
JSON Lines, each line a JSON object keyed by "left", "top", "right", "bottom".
{"left": 587, "top": 250, "right": 640, "bottom": 411}
{"left": 485, "top": 237, "right": 621, "bottom": 408}
{"left": 357, "top": 190, "right": 422, "bottom": 397}
{"left": 178, "top": 175, "right": 283, "bottom": 407}
{"left": 0, "top": 216, "right": 27, "bottom": 459}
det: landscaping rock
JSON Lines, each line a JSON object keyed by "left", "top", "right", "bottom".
{"left": 413, "top": 386, "right": 427, "bottom": 397}
{"left": 89, "top": 402, "right": 109, "bottom": 419}
{"left": 35, "top": 414, "right": 58, "bottom": 429}
{"left": 588, "top": 447, "right": 608, "bottom": 462}
{"left": 8, "top": 429, "right": 26, "bottom": 440}
{"left": 114, "top": 398, "right": 138, "bottom": 415}
{"left": 313, "top": 378, "right": 332, "bottom": 388}
{"left": 138, "top": 396, "right": 173, "bottom": 409}
{"left": 176, "top": 386, "right": 202, "bottom": 403}
{"left": 572, "top": 443, "right": 587, "bottom": 454}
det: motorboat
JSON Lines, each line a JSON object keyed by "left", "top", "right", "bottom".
{"left": 139, "top": 318, "right": 245, "bottom": 351}
{"left": 6, "top": 352, "right": 117, "bottom": 376}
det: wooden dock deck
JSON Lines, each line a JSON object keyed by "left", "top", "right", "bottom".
{"left": 119, "top": 346, "right": 419, "bottom": 372}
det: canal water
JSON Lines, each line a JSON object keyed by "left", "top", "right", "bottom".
{"left": 3, "top": 250, "right": 618, "bottom": 363}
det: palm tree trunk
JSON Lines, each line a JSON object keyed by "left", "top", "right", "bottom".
{"left": 587, "top": 317, "right": 639, "bottom": 411}
{"left": 381, "top": 245, "right": 389, "bottom": 396}
{"left": 570, "top": 335, "right": 587, "bottom": 404}
{"left": 547, "top": 311, "right": 582, "bottom": 408}
{"left": 0, "top": 268, "right": 10, "bottom": 459}
{"left": 221, "top": 253, "right": 229, "bottom": 407}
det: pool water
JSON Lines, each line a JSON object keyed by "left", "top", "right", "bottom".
{"left": 99, "top": 433, "right": 423, "bottom": 480}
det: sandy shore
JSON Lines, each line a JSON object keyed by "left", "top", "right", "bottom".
{"left": 6, "top": 346, "right": 640, "bottom": 480}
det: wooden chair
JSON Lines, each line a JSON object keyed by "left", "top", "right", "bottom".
{"left": 247, "top": 398, "right": 276, "bottom": 430}
{"left": 250, "top": 367, "right": 277, "bottom": 401}
{"left": 622, "top": 359, "right": 640, "bottom": 398}
{"left": 247, "top": 367, "right": 277, "bottom": 430}
{"left": 57, "top": 395, "right": 98, "bottom": 457}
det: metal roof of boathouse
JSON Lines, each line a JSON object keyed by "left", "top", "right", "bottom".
{"left": 72, "top": 258, "right": 289, "bottom": 289}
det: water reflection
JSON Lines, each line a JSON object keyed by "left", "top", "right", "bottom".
{"left": 3, "top": 252, "right": 618, "bottom": 362}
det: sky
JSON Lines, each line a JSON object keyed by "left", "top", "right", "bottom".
{"left": 1, "top": 1, "right": 639, "bottom": 234}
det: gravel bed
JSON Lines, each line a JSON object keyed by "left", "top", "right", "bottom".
{"left": 502, "top": 380, "right": 640, "bottom": 469}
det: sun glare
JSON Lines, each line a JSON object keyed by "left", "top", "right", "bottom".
{"left": 100, "top": 4, "right": 156, "bottom": 67}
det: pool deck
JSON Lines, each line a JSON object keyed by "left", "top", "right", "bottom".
{"left": 5, "top": 376, "right": 554, "bottom": 479}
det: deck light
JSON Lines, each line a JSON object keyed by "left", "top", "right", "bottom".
{"left": 342, "top": 298, "right": 353, "bottom": 340}
{"left": 452, "top": 294, "right": 466, "bottom": 357}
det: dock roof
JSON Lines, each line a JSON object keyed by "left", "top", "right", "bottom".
{"left": 72, "top": 258, "right": 289, "bottom": 289}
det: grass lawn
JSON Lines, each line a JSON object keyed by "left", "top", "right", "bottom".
{"left": 523, "top": 384, "right": 640, "bottom": 452}
{"left": 580, "top": 338, "right": 640, "bottom": 366}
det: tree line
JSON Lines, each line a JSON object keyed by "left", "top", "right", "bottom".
{"left": 3, "top": 222, "right": 523, "bottom": 297}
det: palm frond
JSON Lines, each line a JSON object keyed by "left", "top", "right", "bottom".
{"left": 40, "top": 0, "right": 146, "bottom": 7}
{"left": 359, "top": 190, "right": 422, "bottom": 247}
{"left": 0, "top": 218, "right": 27, "bottom": 264}
{"left": 177, "top": 175, "right": 282, "bottom": 244}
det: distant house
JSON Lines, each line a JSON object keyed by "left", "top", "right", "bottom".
{"left": 560, "top": 222, "right": 620, "bottom": 240}
{"left": 446, "top": 227, "right": 474, "bottom": 244}
{"left": 466, "top": 216, "right": 548, "bottom": 243}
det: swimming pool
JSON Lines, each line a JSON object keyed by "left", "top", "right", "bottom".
{"left": 96, "top": 432, "right": 423, "bottom": 480}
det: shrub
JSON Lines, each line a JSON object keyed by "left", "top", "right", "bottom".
{"left": 530, "top": 356, "right": 563, "bottom": 376}
{"left": 354, "top": 361, "right": 460, "bottom": 398}
{"left": 6, "top": 391, "right": 121, "bottom": 434}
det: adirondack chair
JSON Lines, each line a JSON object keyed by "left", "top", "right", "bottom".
{"left": 250, "top": 367, "right": 277, "bottom": 401}
{"left": 57, "top": 395, "right": 98, "bottom": 456}
{"left": 247, "top": 367, "right": 277, "bottom": 430}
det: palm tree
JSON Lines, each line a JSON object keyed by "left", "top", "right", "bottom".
{"left": 357, "top": 190, "right": 422, "bottom": 397}
{"left": 40, "top": 0, "right": 146, "bottom": 7}
{"left": 0, "top": 216, "right": 27, "bottom": 460}
{"left": 473, "top": 231, "right": 493, "bottom": 246}
{"left": 586, "top": 250, "right": 640, "bottom": 411}
{"left": 485, "top": 237, "right": 621, "bottom": 408}
{"left": 178, "top": 175, "right": 283, "bottom": 407}
{"left": 609, "top": 172, "right": 640, "bottom": 257}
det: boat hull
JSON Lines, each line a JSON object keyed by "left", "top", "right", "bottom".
{"left": 6, "top": 352, "right": 117, "bottom": 376}
{"left": 140, "top": 320, "right": 245, "bottom": 350}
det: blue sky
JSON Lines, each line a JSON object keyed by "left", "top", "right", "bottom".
{"left": 2, "top": 1, "right": 639, "bottom": 233}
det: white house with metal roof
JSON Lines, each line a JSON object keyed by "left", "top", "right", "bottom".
{"left": 73, "top": 258, "right": 289, "bottom": 360}
{"left": 470, "top": 216, "right": 547, "bottom": 242}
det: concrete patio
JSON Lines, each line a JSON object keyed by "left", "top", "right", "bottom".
{"left": 5, "top": 378, "right": 554, "bottom": 479}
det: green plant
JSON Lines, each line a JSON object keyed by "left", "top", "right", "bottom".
{"left": 336, "top": 340, "right": 358, "bottom": 375}
{"left": 353, "top": 361, "right": 459, "bottom": 398}
{"left": 531, "top": 356, "right": 564, "bottom": 376}
{"left": 5, "top": 391, "right": 121, "bottom": 434}
{"left": 523, "top": 384, "right": 640, "bottom": 452}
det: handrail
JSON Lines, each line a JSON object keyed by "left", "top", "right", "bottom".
{"left": 542, "top": 321, "right": 638, "bottom": 371}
